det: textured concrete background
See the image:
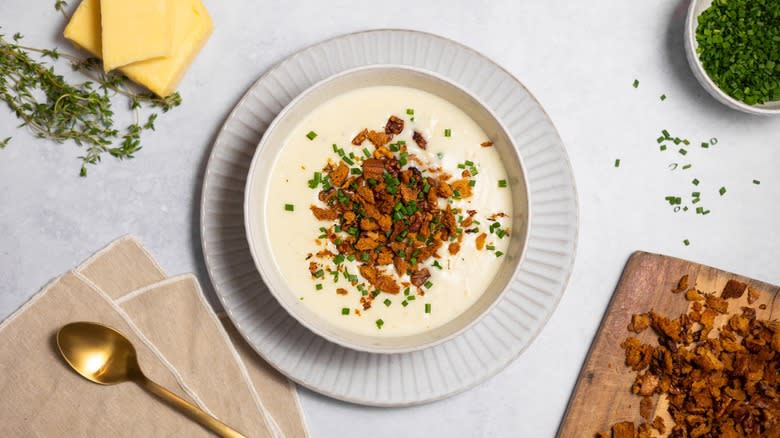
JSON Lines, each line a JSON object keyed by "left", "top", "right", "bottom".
{"left": 2, "top": 1, "right": 779, "bottom": 436}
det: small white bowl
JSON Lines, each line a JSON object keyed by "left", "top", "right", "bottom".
{"left": 243, "top": 65, "right": 531, "bottom": 354}
{"left": 685, "top": 0, "right": 780, "bottom": 115}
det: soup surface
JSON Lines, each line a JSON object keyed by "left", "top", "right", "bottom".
{"left": 265, "top": 85, "right": 513, "bottom": 336}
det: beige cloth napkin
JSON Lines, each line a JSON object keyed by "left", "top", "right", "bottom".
{"left": 0, "top": 236, "right": 308, "bottom": 437}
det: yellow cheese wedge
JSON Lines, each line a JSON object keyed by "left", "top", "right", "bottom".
{"left": 63, "top": 0, "right": 213, "bottom": 97}
{"left": 100, "top": 0, "right": 174, "bottom": 72}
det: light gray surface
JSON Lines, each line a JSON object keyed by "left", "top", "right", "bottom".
{"left": 1, "top": 1, "right": 779, "bottom": 437}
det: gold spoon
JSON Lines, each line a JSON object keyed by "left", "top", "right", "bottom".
{"left": 56, "top": 321, "right": 246, "bottom": 438}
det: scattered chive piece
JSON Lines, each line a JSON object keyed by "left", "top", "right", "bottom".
{"left": 701, "top": 142, "right": 709, "bottom": 148}
{"left": 284, "top": 203, "right": 294, "bottom": 211}
{"left": 614, "top": 159, "right": 620, "bottom": 168}
{"left": 657, "top": 136, "right": 665, "bottom": 144}
{"left": 632, "top": 79, "right": 639, "bottom": 88}
{"left": 719, "top": 186, "right": 727, "bottom": 196}
{"left": 306, "top": 131, "right": 317, "bottom": 140}
{"left": 753, "top": 179, "right": 761, "bottom": 185}
{"left": 692, "top": 178, "right": 700, "bottom": 186}
{"left": 678, "top": 148, "right": 687, "bottom": 156}
{"left": 402, "top": 300, "right": 408, "bottom": 307}
{"left": 683, "top": 239, "right": 690, "bottom": 246}
{"left": 660, "top": 145, "right": 667, "bottom": 151}
{"left": 314, "top": 269, "right": 324, "bottom": 278}
{"left": 407, "top": 295, "right": 416, "bottom": 301}
{"left": 341, "top": 308, "right": 350, "bottom": 315}
{"left": 424, "top": 280, "right": 433, "bottom": 289}
{"left": 495, "top": 251, "right": 504, "bottom": 257}
{"left": 444, "top": 128, "right": 452, "bottom": 137}
{"left": 682, "top": 164, "right": 692, "bottom": 170}
{"left": 406, "top": 108, "right": 414, "bottom": 116}
{"left": 683, "top": 139, "right": 690, "bottom": 145}
{"left": 497, "top": 179, "right": 508, "bottom": 188}
{"left": 376, "top": 319, "right": 384, "bottom": 329}
{"left": 662, "top": 129, "right": 671, "bottom": 138}
{"left": 362, "top": 147, "right": 371, "bottom": 157}
{"left": 468, "top": 180, "right": 476, "bottom": 187}
{"left": 436, "top": 152, "right": 444, "bottom": 159}
{"left": 486, "top": 245, "right": 495, "bottom": 251}
{"left": 692, "top": 191, "right": 701, "bottom": 197}
{"left": 710, "top": 138, "right": 718, "bottom": 145}
{"left": 425, "top": 303, "right": 432, "bottom": 314}
{"left": 384, "top": 298, "right": 392, "bottom": 307}
{"left": 432, "top": 260, "right": 443, "bottom": 270}
{"left": 316, "top": 283, "right": 323, "bottom": 291}
{"left": 660, "top": 94, "right": 667, "bottom": 101}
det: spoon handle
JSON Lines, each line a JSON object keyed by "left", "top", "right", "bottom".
{"left": 139, "top": 376, "right": 246, "bottom": 438}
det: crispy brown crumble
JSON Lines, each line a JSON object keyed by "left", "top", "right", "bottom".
{"left": 305, "top": 114, "right": 509, "bottom": 316}
{"left": 599, "top": 276, "right": 780, "bottom": 437}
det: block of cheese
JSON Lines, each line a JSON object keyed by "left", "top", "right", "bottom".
{"left": 63, "top": 0, "right": 213, "bottom": 97}
{"left": 100, "top": 0, "right": 174, "bottom": 72}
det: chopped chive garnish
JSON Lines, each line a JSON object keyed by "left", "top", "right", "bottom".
{"left": 425, "top": 303, "right": 431, "bottom": 313}
{"left": 633, "top": 79, "right": 639, "bottom": 88}
{"left": 682, "top": 164, "right": 692, "bottom": 170}
{"left": 495, "top": 251, "right": 504, "bottom": 257}
{"left": 678, "top": 148, "right": 687, "bottom": 155}
{"left": 614, "top": 159, "right": 620, "bottom": 168}
{"left": 753, "top": 179, "right": 761, "bottom": 185}
{"left": 701, "top": 142, "right": 709, "bottom": 148}
{"left": 306, "top": 131, "right": 317, "bottom": 140}
{"left": 657, "top": 136, "right": 665, "bottom": 144}
{"left": 662, "top": 129, "right": 671, "bottom": 138}
{"left": 432, "top": 260, "right": 443, "bottom": 270}
{"left": 351, "top": 168, "right": 362, "bottom": 175}
{"left": 692, "top": 178, "right": 700, "bottom": 186}
{"left": 660, "top": 145, "right": 667, "bottom": 151}
{"left": 314, "top": 269, "right": 324, "bottom": 278}
{"left": 341, "top": 308, "right": 350, "bottom": 315}
{"left": 497, "top": 179, "right": 508, "bottom": 188}
{"left": 692, "top": 191, "right": 700, "bottom": 197}
{"left": 486, "top": 244, "right": 495, "bottom": 251}
{"left": 402, "top": 300, "right": 408, "bottom": 307}
{"left": 468, "top": 180, "right": 476, "bottom": 187}
{"left": 406, "top": 108, "right": 414, "bottom": 116}
{"left": 376, "top": 319, "right": 384, "bottom": 329}
{"left": 334, "top": 254, "right": 345, "bottom": 264}
{"left": 424, "top": 280, "right": 433, "bottom": 289}
{"left": 660, "top": 94, "right": 667, "bottom": 101}
{"left": 710, "top": 138, "right": 718, "bottom": 145}
{"left": 284, "top": 203, "right": 294, "bottom": 211}
{"left": 403, "top": 287, "right": 410, "bottom": 296}
{"left": 719, "top": 186, "right": 727, "bottom": 196}
{"left": 444, "top": 128, "right": 452, "bottom": 137}
{"left": 683, "top": 239, "right": 690, "bottom": 246}
{"left": 683, "top": 139, "right": 690, "bottom": 145}
{"left": 384, "top": 298, "right": 392, "bottom": 307}
{"left": 315, "top": 283, "right": 323, "bottom": 290}
{"left": 362, "top": 148, "right": 371, "bottom": 158}
{"left": 407, "top": 295, "right": 416, "bottom": 301}
{"left": 436, "top": 152, "right": 444, "bottom": 159}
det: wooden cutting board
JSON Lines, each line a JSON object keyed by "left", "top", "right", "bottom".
{"left": 557, "top": 251, "right": 780, "bottom": 437}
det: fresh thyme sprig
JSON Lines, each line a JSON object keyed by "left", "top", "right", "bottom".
{"left": 0, "top": 30, "right": 181, "bottom": 176}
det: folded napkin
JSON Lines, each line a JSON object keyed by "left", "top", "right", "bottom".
{"left": 0, "top": 236, "right": 308, "bottom": 437}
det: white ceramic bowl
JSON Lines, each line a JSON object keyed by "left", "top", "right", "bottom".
{"left": 244, "top": 65, "right": 531, "bottom": 354}
{"left": 685, "top": 0, "right": 780, "bottom": 115}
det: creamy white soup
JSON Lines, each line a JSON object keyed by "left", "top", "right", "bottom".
{"left": 265, "top": 86, "right": 513, "bottom": 336}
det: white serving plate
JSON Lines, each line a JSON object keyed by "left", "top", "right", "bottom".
{"left": 201, "top": 29, "right": 579, "bottom": 406}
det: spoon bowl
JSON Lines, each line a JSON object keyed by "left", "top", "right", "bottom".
{"left": 57, "top": 321, "right": 141, "bottom": 385}
{"left": 56, "top": 321, "right": 245, "bottom": 438}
